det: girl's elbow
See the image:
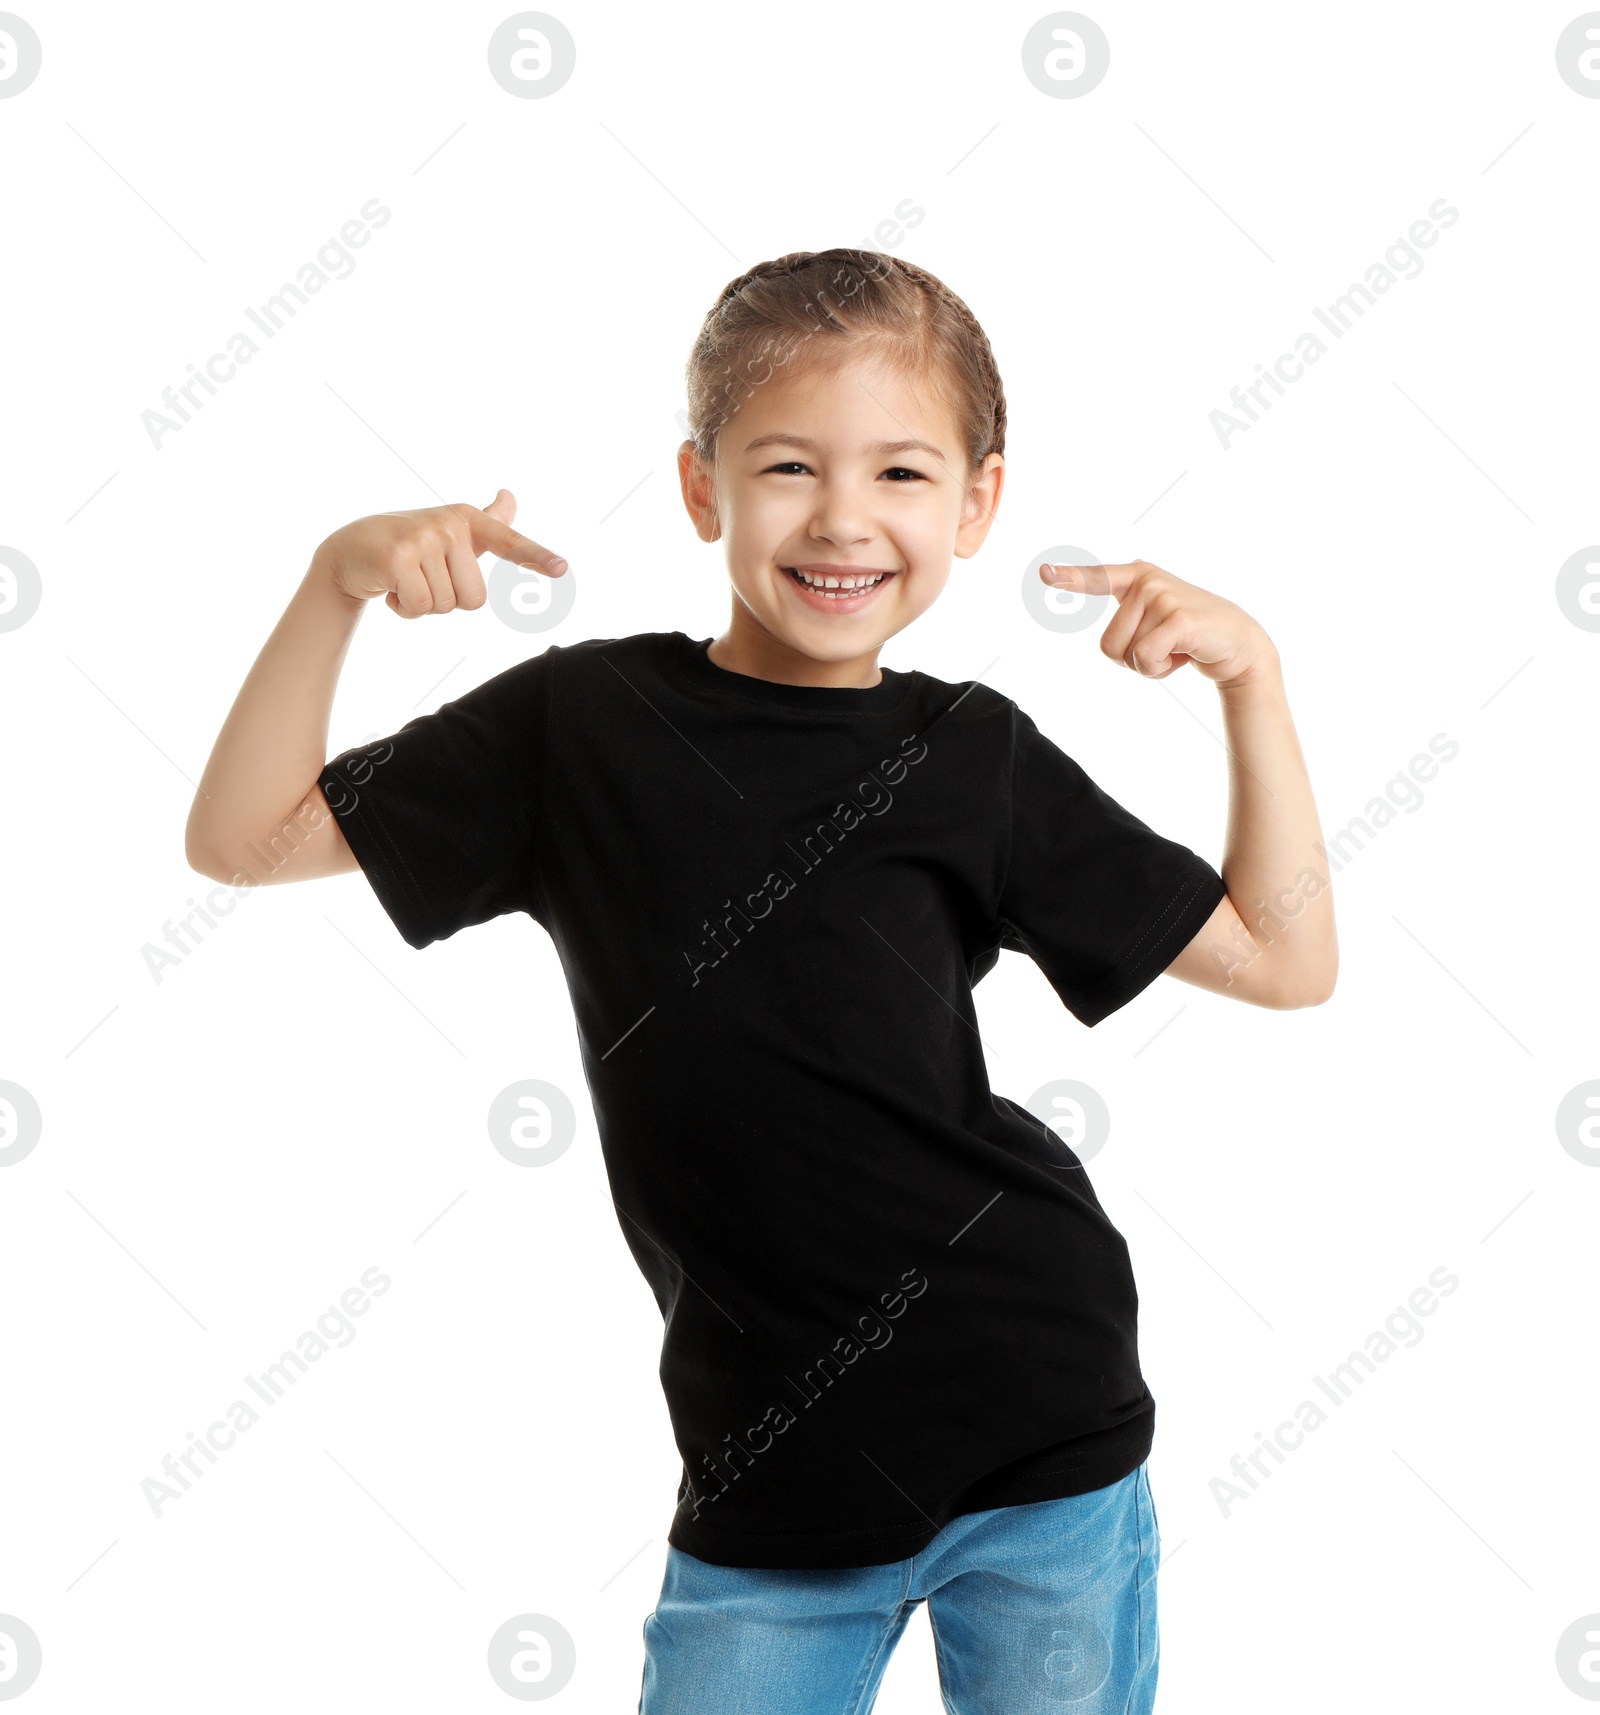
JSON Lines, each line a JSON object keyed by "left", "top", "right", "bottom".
{"left": 1279, "top": 960, "right": 1338, "bottom": 1009}
{"left": 185, "top": 835, "right": 231, "bottom": 885}
{"left": 184, "top": 814, "right": 239, "bottom": 885}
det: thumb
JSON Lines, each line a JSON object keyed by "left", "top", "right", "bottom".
{"left": 484, "top": 487, "right": 517, "bottom": 526}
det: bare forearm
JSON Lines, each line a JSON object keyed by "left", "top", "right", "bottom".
{"left": 1215, "top": 650, "right": 1337, "bottom": 1000}
{"left": 186, "top": 558, "right": 363, "bottom": 880}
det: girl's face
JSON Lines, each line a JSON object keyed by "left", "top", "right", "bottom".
{"left": 676, "top": 350, "right": 1005, "bottom": 683}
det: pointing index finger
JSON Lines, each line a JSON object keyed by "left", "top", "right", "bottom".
{"left": 1038, "top": 561, "right": 1139, "bottom": 600}
{"left": 465, "top": 507, "right": 568, "bottom": 575}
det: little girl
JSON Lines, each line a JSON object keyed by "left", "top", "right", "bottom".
{"left": 189, "top": 248, "right": 1336, "bottom": 1713}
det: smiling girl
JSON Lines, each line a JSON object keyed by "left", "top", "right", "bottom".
{"left": 187, "top": 248, "right": 1335, "bottom": 1713}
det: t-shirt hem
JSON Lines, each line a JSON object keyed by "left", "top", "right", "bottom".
{"left": 663, "top": 1405, "right": 1155, "bottom": 1571}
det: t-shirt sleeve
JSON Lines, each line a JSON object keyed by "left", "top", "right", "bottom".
{"left": 317, "top": 651, "right": 554, "bottom": 950}
{"left": 996, "top": 705, "right": 1228, "bottom": 1027}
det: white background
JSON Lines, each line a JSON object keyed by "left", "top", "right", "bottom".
{"left": 2, "top": 1, "right": 1597, "bottom": 1709}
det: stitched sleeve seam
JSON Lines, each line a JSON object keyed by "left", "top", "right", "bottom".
{"left": 322, "top": 764, "right": 442, "bottom": 947}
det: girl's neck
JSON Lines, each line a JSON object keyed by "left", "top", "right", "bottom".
{"left": 708, "top": 604, "right": 884, "bottom": 689}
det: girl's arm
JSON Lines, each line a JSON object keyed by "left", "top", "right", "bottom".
{"left": 1038, "top": 558, "right": 1337, "bottom": 1010}
{"left": 186, "top": 489, "right": 565, "bottom": 887}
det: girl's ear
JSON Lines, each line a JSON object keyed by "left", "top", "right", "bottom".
{"left": 954, "top": 452, "right": 1005, "bottom": 559}
{"left": 677, "top": 438, "right": 722, "bottom": 543}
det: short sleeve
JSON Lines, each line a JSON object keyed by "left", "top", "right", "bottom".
{"left": 997, "top": 706, "right": 1227, "bottom": 1027}
{"left": 318, "top": 651, "right": 554, "bottom": 949}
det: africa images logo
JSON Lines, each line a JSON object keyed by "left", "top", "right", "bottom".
{"left": 681, "top": 733, "right": 929, "bottom": 986}
{"left": 139, "top": 199, "right": 392, "bottom": 451}
{"left": 1209, "top": 199, "right": 1460, "bottom": 450}
{"left": 681, "top": 1267, "right": 930, "bottom": 1522}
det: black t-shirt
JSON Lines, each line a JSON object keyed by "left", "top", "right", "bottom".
{"left": 319, "top": 631, "right": 1226, "bottom": 1571}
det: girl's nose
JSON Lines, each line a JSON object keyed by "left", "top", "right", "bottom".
{"left": 807, "top": 484, "right": 874, "bottom": 548}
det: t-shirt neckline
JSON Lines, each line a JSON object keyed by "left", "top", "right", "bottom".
{"left": 668, "top": 632, "right": 918, "bottom": 716}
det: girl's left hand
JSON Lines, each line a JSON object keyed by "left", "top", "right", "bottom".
{"left": 1040, "top": 559, "right": 1277, "bottom": 689}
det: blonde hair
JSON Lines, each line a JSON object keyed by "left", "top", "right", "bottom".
{"left": 684, "top": 248, "right": 1006, "bottom": 478}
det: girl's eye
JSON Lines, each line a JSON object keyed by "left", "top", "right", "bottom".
{"left": 758, "top": 462, "right": 927, "bottom": 482}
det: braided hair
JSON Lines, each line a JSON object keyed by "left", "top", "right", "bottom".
{"left": 684, "top": 248, "right": 1006, "bottom": 478}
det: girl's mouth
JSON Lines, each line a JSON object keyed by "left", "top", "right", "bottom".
{"left": 782, "top": 565, "right": 897, "bottom": 613}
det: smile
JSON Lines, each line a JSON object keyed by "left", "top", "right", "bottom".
{"left": 782, "top": 565, "right": 897, "bottom": 605}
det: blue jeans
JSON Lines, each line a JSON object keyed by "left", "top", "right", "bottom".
{"left": 639, "top": 1461, "right": 1161, "bottom": 1713}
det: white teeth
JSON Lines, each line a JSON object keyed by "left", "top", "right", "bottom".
{"left": 793, "top": 569, "right": 886, "bottom": 594}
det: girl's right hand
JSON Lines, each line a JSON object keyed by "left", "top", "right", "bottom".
{"left": 313, "top": 487, "right": 567, "bottom": 617}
